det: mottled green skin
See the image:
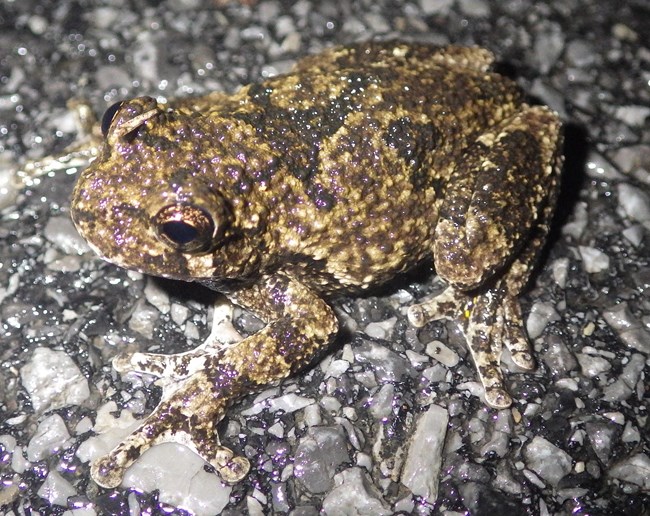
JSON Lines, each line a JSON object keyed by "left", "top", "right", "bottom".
{"left": 70, "top": 41, "right": 563, "bottom": 488}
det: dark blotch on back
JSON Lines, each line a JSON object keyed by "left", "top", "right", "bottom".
{"left": 384, "top": 117, "right": 440, "bottom": 190}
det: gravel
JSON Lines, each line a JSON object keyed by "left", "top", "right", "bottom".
{"left": 1, "top": 0, "right": 650, "bottom": 515}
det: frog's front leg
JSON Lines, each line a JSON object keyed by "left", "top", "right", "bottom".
{"left": 409, "top": 105, "right": 562, "bottom": 409}
{"left": 90, "top": 273, "right": 338, "bottom": 488}
{"left": 112, "top": 297, "right": 243, "bottom": 382}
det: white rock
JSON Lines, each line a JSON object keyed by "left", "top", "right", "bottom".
{"left": 608, "top": 453, "right": 650, "bottom": 490}
{"left": 37, "top": 470, "right": 77, "bottom": 506}
{"left": 425, "top": 339, "right": 460, "bottom": 368}
{"left": 268, "top": 393, "right": 314, "bottom": 413}
{"left": 123, "top": 442, "right": 232, "bottom": 515}
{"left": 401, "top": 404, "right": 449, "bottom": 504}
{"left": 43, "top": 215, "right": 91, "bottom": 255}
{"left": 144, "top": 278, "right": 171, "bottom": 315}
{"left": 618, "top": 183, "right": 650, "bottom": 229}
{"left": 575, "top": 353, "right": 612, "bottom": 378}
{"left": 523, "top": 436, "right": 572, "bottom": 487}
{"left": 322, "top": 468, "right": 391, "bottom": 515}
{"left": 527, "top": 302, "right": 561, "bottom": 339}
{"left": 419, "top": 0, "right": 454, "bottom": 15}
{"left": 27, "top": 414, "right": 72, "bottom": 462}
{"left": 20, "top": 347, "right": 90, "bottom": 412}
{"left": 578, "top": 246, "right": 610, "bottom": 273}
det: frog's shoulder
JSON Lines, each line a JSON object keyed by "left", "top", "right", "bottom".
{"left": 292, "top": 40, "right": 496, "bottom": 75}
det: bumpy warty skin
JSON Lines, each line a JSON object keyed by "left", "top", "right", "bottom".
{"left": 69, "top": 41, "right": 563, "bottom": 488}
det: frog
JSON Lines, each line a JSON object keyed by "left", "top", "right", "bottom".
{"left": 67, "top": 40, "right": 563, "bottom": 488}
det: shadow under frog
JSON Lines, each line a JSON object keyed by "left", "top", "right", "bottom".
{"left": 65, "top": 41, "right": 563, "bottom": 488}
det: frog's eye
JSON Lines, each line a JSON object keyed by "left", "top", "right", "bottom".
{"left": 101, "top": 101, "right": 124, "bottom": 136}
{"left": 154, "top": 204, "right": 216, "bottom": 253}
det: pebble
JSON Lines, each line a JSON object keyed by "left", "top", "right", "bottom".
{"left": 602, "top": 303, "right": 650, "bottom": 354}
{"left": 617, "top": 183, "right": 650, "bottom": 229}
{"left": 143, "top": 278, "right": 171, "bottom": 315}
{"left": 578, "top": 246, "right": 610, "bottom": 274}
{"left": 26, "top": 414, "right": 72, "bottom": 462}
{"left": 37, "top": 471, "right": 77, "bottom": 507}
{"left": 364, "top": 317, "right": 397, "bottom": 340}
{"left": 425, "top": 340, "right": 460, "bottom": 368}
{"left": 368, "top": 383, "right": 395, "bottom": 420}
{"left": 418, "top": 0, "right": 453, "bottom": 15}
{"left": 608, "top": 453, "right": 650, "bottom": 490}
{"left": 20, "top": 347, "right": 90, "bottom": 412}
{"left": 400, "top": 404, "right": 448, "bottom": 504}
{"left": 523, "top": 436, "right": 572, "bottom": 487}
{"left": 585, "top": 421, "right": 617, "bottom": 464}
{"left": 268, "top": 393, "right": 314, "bottom": 413}
{"left": 127, "top": 298, "right": 160, "bottom": 339}
{"left": 526, "top": 301, "right": 560, "bottom": 339}
{"left": 294, "top": 426, "right": 350, "bottom": 494}
{"left": 532, "top": 22, "right": 564, "bottom": 74}
{"left": 602, "top": 353, "right": 645, "bottom": 402}
{"left": 542, "top": 335, "right": 578, "bottom": 377}
{"left": 43, "top": 216, "right": 91, "bottom": 255}
{"left": 575, "top": 352, "right": 612, "bottom": 378}
{"left": 321, "top": 468, "right": 391, "bottom": 516}
{"left": 353, "top": 340, "right": 408, "bottom": 383}
{"left": 122, "top": 442, "right": 232, "bottom": 514}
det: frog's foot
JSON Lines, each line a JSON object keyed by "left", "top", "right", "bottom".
{"left": 113, "top": 299, "right": 244, "bottom": 381}
{"left": 408, "top": 286, "right": 535, "bottom": 409}
{"left": 91, "top": 370, "right": 250, "bottom": 488}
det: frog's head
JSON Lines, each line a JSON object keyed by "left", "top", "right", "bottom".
{"left": 71, "top": 97, "right": 264, "bottom": 281}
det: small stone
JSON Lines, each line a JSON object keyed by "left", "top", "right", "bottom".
{"left": 43, "top": 216, "right": 91, "bottom": 255}
{"left": 27, "top": 414, "right": 71, "bottom": 462}
{"left": 37, "top": 471, "right": 77, "bottom": 506}
{"left": 401, "top": 404, "right": 449, "bottom": 504}
{"left": 20, "top": 347, "right": 90, "bottom": 412}
{"left": 368, "top": 383, "right": 394, "bottom": 420}
{"left": 321, "top": 468, "right": 391, "bottom": 515}
{"left": 354, "top": 340, "right": 408, "bottom": 383}
{"left": 578, "top": 246, "right": 610, "bottom": 273}
{"left": 143, "top": 279, "right": 171, "bottom": 315}
{"left": 294, "top": 426, "right": 350, "bottom": 494}
{"left": 617, "top": 183, "right": 650, "bottom": 229}
{"left": 268, "top": 393, "right": 314, "bottom": 413}
{"left": 123, "top": 442, "right": 232, "bottom": 514}
{"left": 608, "top": 453, "right": 650, "bottom": 490}
{"left": 575, "top": 352, "right": 612, "bottom": 378}
{"left": 603, "top": 303, "right": 650, "bottom": 354}
{"left": 419, "top": 0, "right": 454, "bottom": 15}
{"left": 526, "top": 302, "right": 560, "bottom": 339}
{"left": 523, "top": 436, "right": 572, "bottom": 487}
{"left": 425, "top": 340, "right": 460, "bottom": 368}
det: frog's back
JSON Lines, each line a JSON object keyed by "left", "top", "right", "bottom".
{"left": 215, "top": 42, "right": 527, "bottom": 292}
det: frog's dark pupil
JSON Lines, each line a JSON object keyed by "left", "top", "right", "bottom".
{"left": 101, "top": 101, "right": 124, "bottom": 136}
{"left": 161, "top": 220, "right": 199, "bottom": 245}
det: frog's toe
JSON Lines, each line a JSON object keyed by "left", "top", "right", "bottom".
{"left": 215, "top": 455, "right": 250, "bottom": 484}
{"left": 503, "top": 297, "right": 536, "bottom": 370}
{"left": 407, "top": 287, "right": 465, "bottom": 327}
{"left": 91, "top": 453, "right": 127, "bottom": 488}
{"left": 484, "top": 385, "right": 513, "bottom": 409}
{"left": 112, "top": 351, "right": 169, "bottom": 376}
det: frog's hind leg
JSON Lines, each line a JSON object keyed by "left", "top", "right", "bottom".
{"left": 409, "top": 284, "right": 524, "bottom": 408}
{"left": 409, "top": 105, "right": 563, "bottom": 408}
